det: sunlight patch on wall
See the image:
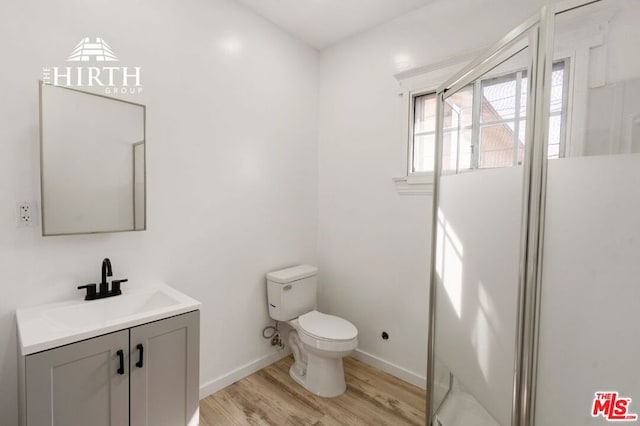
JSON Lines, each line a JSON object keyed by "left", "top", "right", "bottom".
{"left": 471, "top": 282, "right": 495, "bottom": 383}
{"left": 436, "top": 208, "right": 464, "bottom": 318}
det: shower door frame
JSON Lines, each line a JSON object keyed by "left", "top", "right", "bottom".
{"left": 425, "top": 1, "right": 601, "bottom": 425}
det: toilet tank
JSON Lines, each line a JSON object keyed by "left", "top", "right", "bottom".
{"left": 267, "top": 265, "right": 318, "bottom": 321}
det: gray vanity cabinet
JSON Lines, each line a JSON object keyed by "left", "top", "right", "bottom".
{"left": 21, "top": 311, "right": 199, "bottom": 426}
{"left": 25, "top": 330, "right": 130, "bottom": 426}
{"left": 130, "top": 311, "right": 200, "bottom": 426}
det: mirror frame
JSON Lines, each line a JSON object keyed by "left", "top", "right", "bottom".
{"left": 38, "top": 81, "right": 147, "bottom": 236}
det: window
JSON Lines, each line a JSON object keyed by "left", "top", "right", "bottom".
{"left": 410, "top": 61, "right": 568, "bottom": 175}
{"left": 412, "top": 92, "right": 438, "bottom": 173}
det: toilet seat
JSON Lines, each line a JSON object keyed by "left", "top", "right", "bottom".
{"left": 298, "top": 310, "right": 358, "bottom": 341}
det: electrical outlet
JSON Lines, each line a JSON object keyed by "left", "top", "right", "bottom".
{"left": 16, "top": 201, "right": 38, "bottom": 227}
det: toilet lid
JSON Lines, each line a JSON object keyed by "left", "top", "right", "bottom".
{"left": 298, "top": 310, "right": 358, "bottom": 341}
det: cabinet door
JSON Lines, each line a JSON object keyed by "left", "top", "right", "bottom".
{"left": 25, "top": 330, "right": 129, "bottom": 426}
{"left": 130, "top": 311, "right": 200, "bottom": 426}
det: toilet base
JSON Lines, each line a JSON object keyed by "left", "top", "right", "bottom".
{"left": 286, "top": 321, "right": 356, "bottom": 399}
{"left": 289, "top": 353, "right": 347, "bottom": 398}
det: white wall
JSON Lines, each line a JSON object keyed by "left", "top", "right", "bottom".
{"left": 316, "top": 0, "right": 552, "bottom": 386}
{"left": 0, "top": 0, "right": 318, "bottom": 423}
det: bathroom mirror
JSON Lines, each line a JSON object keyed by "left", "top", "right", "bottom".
{"left": 39, "top": 82, "right": 146, "bottom": 236}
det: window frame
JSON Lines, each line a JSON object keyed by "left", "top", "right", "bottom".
{"left": 477, "top": 69, "right": 527, "bottom": 168}
{"left": 407, "top": 88, "right": 438, "bottom": 178}
{"left": 393, "top": 50, "right": 482, "bottom": 195}
{"left": 407, "top": 59, "right": 570, "bottom": 177}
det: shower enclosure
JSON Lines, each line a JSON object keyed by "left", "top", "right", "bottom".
{"left": 426, "top": 1, "right": 640, "bottom": 425}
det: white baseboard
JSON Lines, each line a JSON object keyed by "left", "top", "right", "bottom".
{"left": 352, "top": 349, "right": 427, "bottom": 390}
{"left": 199, "top": 347, "right": 425, "bottom": 399}
{"left": 199, "top": 349, "right": 291, "bottom": 399}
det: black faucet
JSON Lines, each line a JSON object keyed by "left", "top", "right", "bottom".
{"left": 100, "top": 258, "right": 112, "bottom": 295}
{"left": 77, "top": 258, "right": 128, "bottom": 301}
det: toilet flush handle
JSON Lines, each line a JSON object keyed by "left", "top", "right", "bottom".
{"left": 284, "top": 285, "right": 292, "bottom": 291}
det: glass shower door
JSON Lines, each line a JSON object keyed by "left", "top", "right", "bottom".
{"left": 428, "top": 29, "right": 538, "bottom": 426}
{"left": 534, "top": 1, "right": 640, "bottom": 424}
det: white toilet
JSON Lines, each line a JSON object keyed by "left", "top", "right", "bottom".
{"left": 267, "top": 265, "right": 358, "bottom": 397}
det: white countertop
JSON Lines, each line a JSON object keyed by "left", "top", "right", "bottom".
{"left": 16, "top": 283, "right": 201, "bottom": 355}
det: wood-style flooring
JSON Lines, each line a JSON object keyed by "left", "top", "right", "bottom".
{"left": 200, "top": 355, "right": 426, "bottom": 426}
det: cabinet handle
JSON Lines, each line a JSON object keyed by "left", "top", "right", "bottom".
{"left": 136, "top": 344, "right": 144, "bottom": 368}
{"left": 117, "top": 349, "right": 125, "bottom": 375}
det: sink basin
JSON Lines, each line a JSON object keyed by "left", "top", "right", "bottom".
{"left": 16, "top": 284, "right": 201, "bottom": 355}
{"left": 43, "top": 289, "right": 180, "bottom": 329}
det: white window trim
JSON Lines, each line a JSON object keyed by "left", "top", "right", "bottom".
{"left": 393, "top": 51, "right": 481, "bottom": 196}
{"left": 406, "top": 87, "right": 437, "bottom": 173}
{"left": 393, "top": 21, "right": 608, "bottom": 196}
{"left": 393, "top": 87, "right": 438, "bottom": 196}
{"left": 392, "top": 174, "right": 435, "bottom": 195}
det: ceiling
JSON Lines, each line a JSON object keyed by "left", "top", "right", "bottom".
{"left": 234, "top": 0, "right": 434, "bottom": 50}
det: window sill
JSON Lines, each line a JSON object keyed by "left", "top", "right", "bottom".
{"left": 393, "top": 175, "right": 434, "bottom": 196}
